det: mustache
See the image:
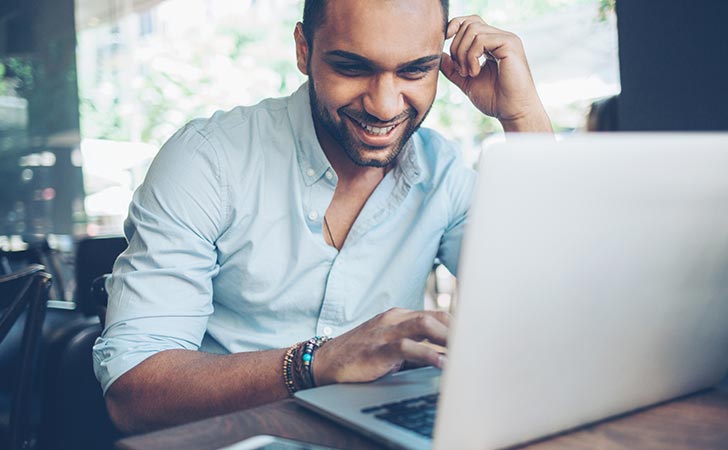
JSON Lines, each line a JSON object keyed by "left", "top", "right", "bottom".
{"left": 340, "top": 107, "right": 417, "bottom": 126}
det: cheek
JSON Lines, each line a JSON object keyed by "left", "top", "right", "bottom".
{"left": 404, "top": 78, "right": 438, "bottom": 115}
{"left": 312, "top": 71, "right": 367, "bottom": 112}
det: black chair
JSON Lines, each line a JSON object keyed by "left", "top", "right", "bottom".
{"left": 0, "top": 264, "right": 52, "bottom": 450}
{"left": 37, "top": 315, "right": 119, "bottom": 450}
{"left": 74, "top": 236, "right": 127, "bottom": 318}
{"left": 90, "top": 275, "right": 112, "bottom": 327}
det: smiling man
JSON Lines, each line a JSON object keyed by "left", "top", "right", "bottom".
{"left": 93, "top": 0, "right": 551, "bottom": 434}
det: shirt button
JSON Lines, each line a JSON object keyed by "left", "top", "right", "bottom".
{"left": 306, "top": 168, "right": 315, "bottom": 177}
{"left": 308, "top": 211, "right": 319, "bottom": 221}
{"left": 322, "top": 326, "right": 333, "bottom": 336}
{"left": 325, "top": 171, "right": 333, "bottom": 180}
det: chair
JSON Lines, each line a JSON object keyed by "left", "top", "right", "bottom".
{"left": 37, "top": 315, "right": 119, "bottom": 450}
{"left": 1, "top": 240, "right": 65, "bottom": 300}
{"left": 91, "top": 274, "right": 112, "bottom": 327}
{"left": 0, "top": 264, "right": 52, "bottom": 450}
{"left": 74, "top": 236, "right": 127, "bottom": 318}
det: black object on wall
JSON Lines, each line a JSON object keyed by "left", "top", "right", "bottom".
{"left": 616, "top": 1, "right": 728, "bottom": 131}
{"left": 0, "top": 0, "right": 34, "bottom": 56}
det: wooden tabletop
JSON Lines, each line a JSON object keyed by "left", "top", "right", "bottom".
{"left": 116, "top": 381, "right": 728, "bottom": 450}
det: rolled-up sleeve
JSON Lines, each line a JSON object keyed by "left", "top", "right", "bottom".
{"left": 93, "top": 121, "right": 228, "bottom": 394}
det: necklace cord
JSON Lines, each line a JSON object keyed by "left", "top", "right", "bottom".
{"left": 323, "top": 215, "right": 338, "bottom": 250}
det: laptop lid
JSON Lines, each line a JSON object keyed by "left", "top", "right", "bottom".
{"left": 435, "top": 133, "right": 728, "bottom": 449}
{"left": 297, "top": 133, "right": 728, "bottom": 450}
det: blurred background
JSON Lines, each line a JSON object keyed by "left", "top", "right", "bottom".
{"left": 0, "top": 3, "right": 726, "bottom": 449}
{"left": 2, "top": 0, "right": 728, "bottom": 305}
{"left": 0, "top": 0, "right": 619, "bottom": 249}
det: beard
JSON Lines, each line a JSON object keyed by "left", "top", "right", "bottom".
{"left": 308, "top": 80, "right": 431, "bottom": 168}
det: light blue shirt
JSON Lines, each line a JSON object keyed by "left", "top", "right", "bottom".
{"left": 93, "top": 83, "right": 477, "bottom": 394}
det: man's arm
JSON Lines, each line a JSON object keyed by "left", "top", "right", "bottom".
{"left": 105, "top": 348, "right": 288, "bottom": 433}
{"left": 440, "top": 15, "right": 553, "bottom": 133}
{"left": 105, "top": 307, "right": 448, "bottom": 434}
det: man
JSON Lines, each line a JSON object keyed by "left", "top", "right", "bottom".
{"left": 93, "top": 0, "right": 551, "bottom": 434}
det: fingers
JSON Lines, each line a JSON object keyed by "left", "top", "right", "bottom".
{"left": 447, "top": 15, "right": 518, "bottom": 78}
{"left": 387, "top": 338, "right": 447, "bottom": 369}
{"left": 445, "top": 16, "right": 460, "bottom": 39}
{"left": 449, "top": 16, "right": 481, "bottom": 76}
{"left": 381, "top": 309, "right": 449, "bottom": 346}
{"left": 440, "top": 52, "right": 467, "bottom": 92}
{"left": 315, "top": 309, "right": 451, "bottom": 384}
{"left": 410, "top": 313, "right": 449, "bottom": 347}
{"left": 379, "top": 307, "right": 450, "bottom": 327}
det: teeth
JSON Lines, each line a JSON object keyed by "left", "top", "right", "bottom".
{"left": 359, "top": 121, "right": 396, "bottom": 136}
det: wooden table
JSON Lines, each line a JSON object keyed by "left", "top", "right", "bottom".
{"left": 116, "top": 380, "right": 728, "bottom": 450}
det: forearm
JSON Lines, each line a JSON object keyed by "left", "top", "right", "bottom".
{"left": 105, "top": 347, "right": 288, "bottom": 434}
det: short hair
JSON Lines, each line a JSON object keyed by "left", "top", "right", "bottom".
{"left": 302, "top": 0, "right": 450, "bottom": 48}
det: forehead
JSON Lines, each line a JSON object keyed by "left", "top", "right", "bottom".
{"left": 314, "top": 0, "right": 445, "bottom": 63}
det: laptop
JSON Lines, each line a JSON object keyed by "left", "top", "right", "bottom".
{"left": 295, "top": 133, "right": 728, "bottom": 450}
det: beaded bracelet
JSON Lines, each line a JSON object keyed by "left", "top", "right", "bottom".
{"left": 283, "top": 336, "right": 332, "bottom": 396}
{"left": 282, "top": 343, "right": 299, "bottom": 396}
{"left": 298, "top": 335, "right": 331, "bottom": 389}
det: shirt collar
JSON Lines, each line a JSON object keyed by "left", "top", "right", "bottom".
{"left": 288, "top": 82, "right": 331, "bottom": 187}
{"left": 394, "top": 135, "right": 425, "bottom": 188}
{"left": 287, "top": 81, "right": 424, "bottom": 187}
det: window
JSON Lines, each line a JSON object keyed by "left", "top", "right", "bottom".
{"left": 10, "top": 0, "right": 615, "bottom": 238}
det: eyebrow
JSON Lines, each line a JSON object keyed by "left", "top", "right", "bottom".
{"left": 323, "top": 50, "right": 441, "bottom": 70}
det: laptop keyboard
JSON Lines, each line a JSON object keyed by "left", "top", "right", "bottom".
{"left": 361, "top": 393, "right": 439, "bottom": 438}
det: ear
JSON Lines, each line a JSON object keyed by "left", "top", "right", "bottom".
{"left": 294, "top": 22, "right": 310, "bottom": 75}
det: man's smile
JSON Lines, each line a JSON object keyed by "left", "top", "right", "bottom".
{"left": 358, "top": 120, "right": 399, "bottom": 136}
{"left": 341, "top": 109, "right": 413, "bottom": 147}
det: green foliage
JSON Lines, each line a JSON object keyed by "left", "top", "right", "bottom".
{"left": 77, "top": 0, "right": 615, "bottom": 149}
{"left": 0, "top": 57, "right": 35, "bottom": 96}
{"left": 78, "top": 1, "right": 306, "bottom": 146}
{"left": 598, "top": 0, "right": 616, "bottom": 21}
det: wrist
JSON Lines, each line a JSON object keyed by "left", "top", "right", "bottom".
{"left": 499, "top": 108, "right": 553, "bottom": 133}
{"left": 312, "top": 340, "right": 336, "bottom": 386}
{"left": 302, "top": 336, "right": 330, "bottom": 388}
{"left": 282, "top": 336, "right": 332, "bottom": 396}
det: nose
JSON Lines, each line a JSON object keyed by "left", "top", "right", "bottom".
{"left": 363, "top": 74, "right": 405, "bottom": 123}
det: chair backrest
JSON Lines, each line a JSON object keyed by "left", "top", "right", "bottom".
{"left": 74, "top": 237, "right": 127, "bottom": 317}
{"left": 1, "top": 241, "right": 64, "bottom": 300}
{"left": 0, "top": 264, "right": 52, "bottom": 450}
{"left": 38, "top": 317, "right": 119, "bottom": 450}
{"left": 91, "top": 274, "right": 112, "bottom": 328}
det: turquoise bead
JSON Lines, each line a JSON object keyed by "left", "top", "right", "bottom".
{"left": 302, "top": 353, "right": 312, "bottom": 362}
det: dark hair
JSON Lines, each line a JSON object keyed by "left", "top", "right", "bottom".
{"left": 302, "top": 0, "right": 450, "bottom": 48}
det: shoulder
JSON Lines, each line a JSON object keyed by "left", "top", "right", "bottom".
{"left": 192, "top": 96, "right": 290, "bottom": 141}
{"left": 158, "top": 94, "right": 296, "bottom": 178}
{"left": 185, "top": 95, "right": 291, "bottom": 158}
{"left": 411, "top": 127, "right": 477, "bottom": 189}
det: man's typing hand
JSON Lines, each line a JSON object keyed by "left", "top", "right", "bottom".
{"left": 313, "top": 308, "right": 450, "bottom": 385}
{"left": 440, "top": 15, "right": 552, "bottom": 132}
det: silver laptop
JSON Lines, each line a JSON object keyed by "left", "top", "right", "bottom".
{"left": 295, "top": 133, "right": 728, "bottom": 450}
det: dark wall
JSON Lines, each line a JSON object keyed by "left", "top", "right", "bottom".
{"left": 0, "top": 0, "right": 84, "bottom": 238}
{"left": 616, "top": 1, "right": 728, "bottom": 131}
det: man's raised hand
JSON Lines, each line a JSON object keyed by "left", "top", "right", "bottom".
{"left": 440, "top": 15, "right": 552, "bottom": 132}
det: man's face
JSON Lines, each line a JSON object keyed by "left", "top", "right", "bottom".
{"left": 297, "top": 0, "right": 445, "bottom": 168}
